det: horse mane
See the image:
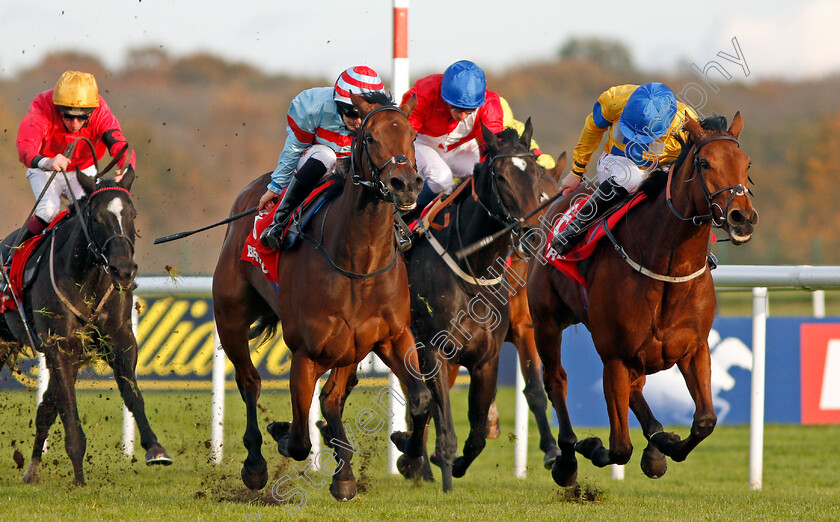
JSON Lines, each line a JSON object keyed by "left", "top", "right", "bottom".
{"left": 359, "top": 91, "right": 395, "bottom": 107}
{"left": 638, "top": 114, "right": 729, "bottom": 198}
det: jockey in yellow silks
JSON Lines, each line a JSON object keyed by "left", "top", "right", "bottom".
{"left": 498, "top": 97, "right": 556, "bottom": 170}
{"left": 552, "top": 83, "right": 698, "bottom": 255}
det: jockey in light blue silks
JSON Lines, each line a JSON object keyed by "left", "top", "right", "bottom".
{"left": 258, "top": 66, "right": 386, "bottom": 250}
{"left": 551, "top": 82, "right": 698, "bottom": 255}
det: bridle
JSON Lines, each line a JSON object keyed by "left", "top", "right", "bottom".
{"left": 349, "top": 105, "right": 416, "bottom": 202}
{"left": 65, "top": 183, "right": 135, "bottom": 274}
{"left": 473, "top": 151, "right": 538, "bottom": 230}
{"left": 666, "top": 135, "right": 751, "bottom": 227}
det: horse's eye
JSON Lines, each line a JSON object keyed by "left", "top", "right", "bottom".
{"left": 365, "top": 134, "right": 375, "bottom": 145}
{"left": 699, "top": 159, "right": 711, "bottom": 170}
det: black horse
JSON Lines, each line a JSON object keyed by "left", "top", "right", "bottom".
{"left": 392, "top": 122, "right": 544, "bottom": 492}
{"left": 0, "top": 167, "right": 171, "bottom": 485}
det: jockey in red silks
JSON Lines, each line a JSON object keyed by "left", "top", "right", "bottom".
{"left": 258, "top": 66, "right": 386, "bottom": 250}
{"left": 14, "top": 70, "right": 135, "bottom": 251}
{"left": 400, "top": 60, "right": 504, "bottom": 209}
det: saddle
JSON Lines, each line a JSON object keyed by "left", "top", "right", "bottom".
{"left": 0, "top": 211, "right": 71, "bottom": 312}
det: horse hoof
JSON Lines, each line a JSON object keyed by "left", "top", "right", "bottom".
{"left": 329, "top": 479, "right": 357, "bottom": 501}
{"left": 145, "top": 445, "right": 173, "bottom": 466}
{"left": 241, "top": 460, "right": 269, "bottom": 490}
{"left": 649, "top": 431, "right": 681, "bottom": 458}
{"left": 485, "top": 419, "right": 500, "bottom": 439}
{"left": 574, "top": 437, "right": 603, "bottom": 460}
{"left": 267, "top": 421, "right": 293, "bottom": 457}
{"left": 452, "top": 456, "right": 468, "bottom": 478}
{"left": 429, "top": 452, "right": 441, "bottom": 468}
{"left": 640, "top": 444, "right": 668, "bottom": 479}
{"left": 389, "top": 431, "right": 411, "bottom": 453}
{"left": 396, "top": 455, "right": 426, "bottom": 480}
{"left": 551, "top": 456, "right": 578, "bottom": 487}
{"left": 543, "top": 447, "right": 561, "bottom": 470}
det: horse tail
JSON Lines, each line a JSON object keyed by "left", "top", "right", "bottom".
{"left": 248, "top": 314, "right": 280, "bottom": 346}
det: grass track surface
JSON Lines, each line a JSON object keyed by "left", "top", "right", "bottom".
{"left": 1, "top": 387, "right": 839, "bottom": 520}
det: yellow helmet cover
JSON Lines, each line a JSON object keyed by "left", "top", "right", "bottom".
{"left": 52, "top": 70, "right": 99, "bottom": 113}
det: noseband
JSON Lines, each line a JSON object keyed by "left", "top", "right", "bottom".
{"left": 666, "top": 135, "right": 751, "bottom": 227}
{"left": 350, "top": 105, "right": 416, "bottom": 201}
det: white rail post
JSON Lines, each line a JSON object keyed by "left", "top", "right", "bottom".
{"left": 514, "top": 360, "right": 528, "bottom": 478}
{"left": 813, "top": 290, "right": 826, "bottom": 318}
{"left": 387, "top": 0, "right": 410, "bottom": 476}
{"left": 749, "top": 287, "right": 768, "bottom": 491}
{"left": 36, "top": 352, "right": 49, "bottom": 453}
{"left": 122, "top": 297, "right": 139, "bottom": 458}
{"left": 210, "top": 327, "right": 225, "bottom": 463}
{"left": 308, "top": 378, "right": 322, "bottom": 472}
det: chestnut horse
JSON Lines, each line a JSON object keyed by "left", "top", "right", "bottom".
{"left": 212, "top": 92, "right": 431, "bottom": 501}
{"left": 528, "top": 113, "right": 757, "bottom": 487}
{"left": 392, "top": 122, "right": 544, "bottom": 492}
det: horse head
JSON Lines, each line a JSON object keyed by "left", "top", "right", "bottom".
{"left": 76, "top": 167, "right": 138, "bottom": 290}
{"left": 682, "top": 112, "right": 758, "bottom": 244}
{"left": 476, "top": 120, "right": 543, "bottom": 225}
{"left": 349, "top": 92, "right": 423, "bottom": 212}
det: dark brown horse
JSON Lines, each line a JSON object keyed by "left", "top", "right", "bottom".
{"left": 391, "top": 122, "right": 544, "bottom": 492}
{"left": 528, "top": 113, "right": 757, "bottom": 487}
{"left": 212, "top": 92, "right": 431, "bottom": 501}
{"left": 0, "top": 168, "right": 172, "bottom": 485}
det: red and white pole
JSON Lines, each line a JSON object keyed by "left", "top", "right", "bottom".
{"left": 388, "top": 0, "right": 409, "bottom": 476}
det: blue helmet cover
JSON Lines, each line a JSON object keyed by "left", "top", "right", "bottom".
{"left": 619, "top": 83, "right": 677, "bottom": 144}
{"left": 441, "top": 60, "right": 486, "bottom": 109}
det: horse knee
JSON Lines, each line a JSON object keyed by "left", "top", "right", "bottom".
{"left": 410, "top": 386, "right": 432, "bottom": 417}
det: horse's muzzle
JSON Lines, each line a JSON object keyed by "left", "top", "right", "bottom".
{"left": 389, "top": 171, "right": 423, "bottom": 212}
{"left": 726, "top": 208, "right": 758, "bottom": 245}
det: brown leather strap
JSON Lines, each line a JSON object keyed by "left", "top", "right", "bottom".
{"left": 423, "top": 177, "right": 474, "bottom": 231}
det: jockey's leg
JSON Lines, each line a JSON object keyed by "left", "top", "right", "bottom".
{"left": 415, "top": 143, "right": 454, "bottom": 196}
{"left": 260, "top": 157, "right": 328, "bottom": 250}
{"left": 551, "top": 154, "right": 644, "bottom": 255}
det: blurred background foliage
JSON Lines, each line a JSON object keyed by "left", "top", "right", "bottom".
{"left": 1, "top": 40, "right": 838, "bottom": 275}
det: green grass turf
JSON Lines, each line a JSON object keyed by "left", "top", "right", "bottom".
{"left": 1, "top": 386, "right": 839, "bottom": 521}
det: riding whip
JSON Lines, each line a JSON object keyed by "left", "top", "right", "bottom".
{"left": 154, "top": 206, "right": 260, "bottom": 244}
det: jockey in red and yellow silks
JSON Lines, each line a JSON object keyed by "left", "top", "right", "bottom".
{"left": 400, "top": 61, "right": 503, "bottom": 206}
{"left": 14, "top": 70, "right": 134, "bottom": 249}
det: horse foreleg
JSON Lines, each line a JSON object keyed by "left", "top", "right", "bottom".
{"left": 268, "top": 350, "right": 319, "bottom": 461}
{"left": 376, "top": 332, "right": 432, "bottom": 474}
{"left": 576, "top": 359, "right": 632, "bottom": 467}
{"left": 51, "top": 350, "right": 87, "bottom": 485}
{"left": 452, "top": 357, "right": 499, "bottom": 479}
{"left": 628, "top": 376, "right": 668, "bottom": 478}
{"left": 318, "top": 365, "right": 359, "bottom": 501}
{"left": 217, "top": 315, "right": 267, "bottom": 490}
{"left": 22, "top": 368, "right": 61, "bottom": 484}
{"left": 107, "top": 328, "right": 171, "bottom": 466}
{"left": 512, "top": 323, "right": 559, "bottom": 467}
{"left": 424, "top": 354, "right": 457, "bottom": 493}
{"left": 651, "top": 346, "right": 717, "bottom": 462}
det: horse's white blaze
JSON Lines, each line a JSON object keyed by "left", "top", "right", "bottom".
{"left": 511, "top": 157, "right": 527, "bottom": 171}
{"left": 107, "top": 198, "right": 125, "bottom": 233}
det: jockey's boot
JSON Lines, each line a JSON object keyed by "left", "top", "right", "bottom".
{"left": 707, "top": 252, "right": 718, "bottom": 270}
{"left": 551, "top": 178, "right": 628, "bottom": 256}
{"left": 260, "top": 158, "right": 327, "bottom": 250}
{"left": 2, "top": 216, "right": 46, "bottom": 268}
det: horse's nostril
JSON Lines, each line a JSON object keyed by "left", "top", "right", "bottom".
{"left": 390, "top": 177, "right": 406, "bottom": 192}
{"left": 728, "top": 210, "right": 747, "bottom": 225}
{"left": 749, "top": 210, "right": 759, "bottom": 225}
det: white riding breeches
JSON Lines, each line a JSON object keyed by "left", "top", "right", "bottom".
{"left": 414, "top": 136, "right": 480, "bottom": 193}
{"left": 297, "top": 144, "right": 338, "bottom": 173}
{"left": 596, "top": 154, "right": 647, "bottom": 194}
{"left": 27, "top": 165, "right": 97, "bottom": 222}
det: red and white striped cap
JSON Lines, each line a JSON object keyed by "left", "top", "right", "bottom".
{"left": 333, "top": 66, "right": 385, "bottom": 105}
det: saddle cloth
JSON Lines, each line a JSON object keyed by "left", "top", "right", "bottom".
{"left": 241, "top": 178, "right": 342, "bottom": 285}
{"left": 543, "top": 193, "right": 647, "bottom": 287}
{"left": 1, "top": 210, "right": 70, "bottom": 313}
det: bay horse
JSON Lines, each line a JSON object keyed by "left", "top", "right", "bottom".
{"left": 212, "top": 92, "right": 431, "bottom": 501}
{"left": 392, "top": 122, "right": 544, "bottom": 492}
{"left": 0, "top": 167, "right": 172, "bottom": 485}
{"left": 527, "top": 113, "right": 758, "bottom": 487}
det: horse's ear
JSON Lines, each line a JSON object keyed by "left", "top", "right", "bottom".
{"left": 728, "top": 111, "right": 743, "bottom": 139}
{"left": 683, "top": 111, "right": 704, "bottom": 142}
{"left": 118, "top": 165, "right": 135, "bottom": 191}
{"left": 76, "top": 168, "right": 97, "bottom": 195}
{"left": 544, "top": 151, "right": 567, "bottom": 182}
{"left": 481, "top": 123, "right": 498, "bottom": 155}
{"left": 399, "top": 94, "right": 417, "bottom": 119}
{"left": 520, "top": 117, "right": 534, "bottom": 150}
{"left": 350, "top": 93, "right": 375, "bottom": 120}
